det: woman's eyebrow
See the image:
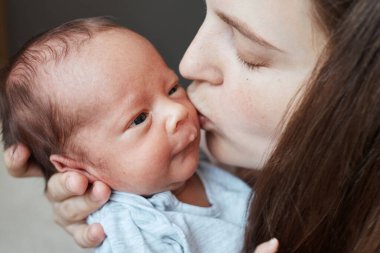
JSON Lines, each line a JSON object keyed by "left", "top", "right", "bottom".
{"left": 216, "top": 10, "right": 284, "bottom": 53}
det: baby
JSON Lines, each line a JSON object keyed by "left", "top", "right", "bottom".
{"left": 0, "top": 17, "right": 251, "bottom": 253}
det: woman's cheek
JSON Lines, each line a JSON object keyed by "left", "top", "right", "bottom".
{"left": 226, "top": 81, "right": 271, "bottom": 133}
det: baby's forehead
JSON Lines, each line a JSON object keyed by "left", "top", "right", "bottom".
{"left": 9, "top": 30, "right": 99, "bottom": 92}
{"left": 39, "top": 27, "right": 171, "bottom": 106}
{"left": 18, "top": 26, "right": 135, "bottom": 77}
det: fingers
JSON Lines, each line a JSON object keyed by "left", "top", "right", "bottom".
{"left": 5, "top": 144, "right": 110, "bottom": 249}
{"left": 50, "top": 179, "right": 111, "bottom": 225}
{"left": 4, "top": 144, "right": 43, "bottom": 177}
{"left": 254, "top": 238, "right": 279, "bottom": 253}
{"left": 46, "top": 173, "right": 110, "bottom": 248}
{"left": 46, "top": 171, "right": 89, "bottom": 202}
{"left": 66, "top": 222, "right": 106, "bottom": 248}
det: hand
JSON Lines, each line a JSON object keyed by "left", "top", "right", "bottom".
{"left": 254, "top": 238, "right": 279, "bottom": 253}
{"left": 4, "top": 144, "right": 112, "bottom": 248}
{"left": 46, "top": 171, "right": 111, "bottom": 248}
{"left": 4, "top": 143, "right": 43, "bottom": 177}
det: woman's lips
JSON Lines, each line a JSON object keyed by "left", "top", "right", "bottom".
{"left": 197, "top": 112, "right": 212, "bottom": 130}
{"left": 199, "top": 115, "right": 208, "bottom": 128}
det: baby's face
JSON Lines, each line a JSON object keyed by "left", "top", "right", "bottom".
{"left": 54, "top": 29, "right": 200, "bottom": 195}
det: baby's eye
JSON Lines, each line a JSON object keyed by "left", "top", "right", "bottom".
{"left": 130, "top": 112, "right": 148, "bottom": 128}
{"left": 168, "top": 84, "right": 179, "bottom": 95}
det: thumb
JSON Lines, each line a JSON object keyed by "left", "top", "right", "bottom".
{"left": 254, "top": 238, "right": 279, "bottom": 253}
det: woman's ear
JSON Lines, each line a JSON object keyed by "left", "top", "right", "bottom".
{"left": 49, "top": 154, "right": 98, "bottom": 182}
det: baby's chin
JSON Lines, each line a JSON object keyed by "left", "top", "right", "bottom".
{"left": 117, "top": 170, "right": 197, "bottom": 197}
{"left": 140, "top": 179, "right": 191, "bottom": 198}
{"left": 169, "top": 181, "right": 187, "bottom": 193}
{"left": 169, "top": 175, "right": 194, "bottom": 196}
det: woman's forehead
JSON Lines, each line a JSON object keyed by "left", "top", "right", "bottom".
{"left": 208, "top": 0, "right": 320, "bottom": 53}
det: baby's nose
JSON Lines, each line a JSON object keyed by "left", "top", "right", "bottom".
{"left": 166, "top": 103, "right": 189, "bottom": 134}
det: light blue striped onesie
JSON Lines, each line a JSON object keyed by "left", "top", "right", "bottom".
{"left": 88, "top": 161, "right": 252, "bottom": 253}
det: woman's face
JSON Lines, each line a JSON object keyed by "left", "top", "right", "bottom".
{"left": 180, "top": 0, "right": 327, "bottom": 169}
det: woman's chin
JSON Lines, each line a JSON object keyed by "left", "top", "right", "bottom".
{"left": 205, "top": 134, "right": 265, "bottom": 170}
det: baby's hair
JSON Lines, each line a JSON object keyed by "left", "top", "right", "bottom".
{"left": 0, "top": 17, "right": 120, "bottom": 181}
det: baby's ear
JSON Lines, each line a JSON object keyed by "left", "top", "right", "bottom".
{"left": 49, "top": 154, "right": 98, "bottom": 182}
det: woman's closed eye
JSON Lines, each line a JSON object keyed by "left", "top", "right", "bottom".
{"left": 237, "top": 54, "right": 266, "bottom": 71}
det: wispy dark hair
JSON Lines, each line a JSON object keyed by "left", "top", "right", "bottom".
{"left": 0, "top": 17, "right": 119, "bottom": 181}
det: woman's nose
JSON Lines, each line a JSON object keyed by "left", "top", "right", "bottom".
{"left": 179, "top": 16, "right": 223, "bottom": 86}
{"left": 165, "top": 102, "right": 189, "bottom": 134}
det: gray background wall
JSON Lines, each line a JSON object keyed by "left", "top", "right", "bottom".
{"left": 5, "top": 0, "right": 204, "bottom": 83}
{"left": 1, "top": 1, "right": 204, "bottom": 252}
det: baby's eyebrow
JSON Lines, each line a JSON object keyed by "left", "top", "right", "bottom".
{"left": 216, "top": 10, "right": 284, "bottom": 53}
{"left": 171, "top": 75, "right": 179, "bottom": 85}
{"left": 165, "top": 71, "right": 179, "bottom": 86}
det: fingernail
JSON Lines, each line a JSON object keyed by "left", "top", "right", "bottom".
{"left": 89, "top": 224, "right": 102, "bottom": 242}
{"left": 269, "top": 238, "right": 277, "bottom": 245}
{"left": 89, "top": 226, "right": 98, "bottom": 242}
{"left": 9, "top": 145, "right": 19, "bottom": 161}
{"left": 89, "top": 184, "right": 101, "bottom": 202}
{"left": 66, "top": 175, "right": 74, "bottom": 192}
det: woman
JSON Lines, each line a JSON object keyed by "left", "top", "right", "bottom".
{"left": 5, "top": 0, "right": 379, "bottom": 252}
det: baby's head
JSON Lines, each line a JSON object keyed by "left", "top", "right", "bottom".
{"left": 1, "top": 17, "right": 200, "bottom": 195}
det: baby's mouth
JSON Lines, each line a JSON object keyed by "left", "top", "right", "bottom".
{"left": 172, "top": 124, "right": 199, "bottom": 156}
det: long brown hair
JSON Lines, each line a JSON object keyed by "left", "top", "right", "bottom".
{"left": 244, "top": 0, "right": 380, "bottom": 252}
